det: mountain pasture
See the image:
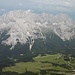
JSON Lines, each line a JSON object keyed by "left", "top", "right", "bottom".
{"left": 2, "top": 54, "right": 75, "bottom": 75}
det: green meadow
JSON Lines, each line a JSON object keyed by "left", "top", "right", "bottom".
{"left": 2, "top": 54, "right": 75, "bottom": 75}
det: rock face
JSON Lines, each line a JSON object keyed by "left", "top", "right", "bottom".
{"left": 0, "top": 10, "right": 75, "bottom": 52}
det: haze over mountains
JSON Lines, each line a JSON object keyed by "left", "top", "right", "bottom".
{"left": 0, "top": 10, "right": 75, "bottom": 54}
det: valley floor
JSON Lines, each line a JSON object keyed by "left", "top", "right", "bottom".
{"left": 2, "top": 54, "right": 75, "bottom": 75}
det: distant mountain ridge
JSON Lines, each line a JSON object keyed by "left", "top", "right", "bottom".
{"left": 0, "top": 10, "right": 75, "bottom": 53}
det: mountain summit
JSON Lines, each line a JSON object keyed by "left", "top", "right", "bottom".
{"left": 0, "top": 10, "right": 75, "bottom": 51}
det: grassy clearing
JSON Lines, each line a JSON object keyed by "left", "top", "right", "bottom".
{"left": 34, "top": 54, "right": 66, "bottom": 63}
{"left": 3, "top": 54, "right": 75, "bottom": 75}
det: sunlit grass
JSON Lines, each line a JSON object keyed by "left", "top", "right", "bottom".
{"left": 3, "top": 54, "right": 75, "bottom": 74}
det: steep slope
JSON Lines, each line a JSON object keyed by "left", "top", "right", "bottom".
{"left": 0, "top": 10, "right": 75, "bottom": 54}
{"left": 0, "top": 10, "right": 44, "bottom": 50}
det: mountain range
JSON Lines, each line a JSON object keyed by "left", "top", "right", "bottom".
{"left": 0, "top": 10, "right": 75, "bottom": 56}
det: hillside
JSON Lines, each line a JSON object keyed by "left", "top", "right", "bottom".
{"left": 2, "top": 54, "right": 75, "bottom": 75}
{"left": 0, "top": 10, "right": 75, "bottom": 56}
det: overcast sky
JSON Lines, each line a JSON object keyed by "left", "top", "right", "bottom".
{"left": 0, "top": 0, "right": 75, "bottom": 19}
